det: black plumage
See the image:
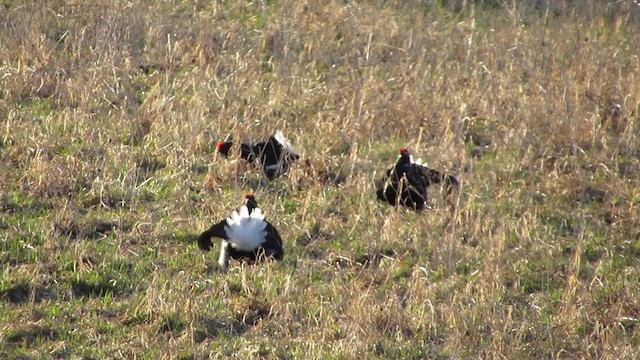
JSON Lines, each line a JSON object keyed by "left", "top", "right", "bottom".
{"left": 216, "top": 131, "right": 300, "bottom": 180}
{"left": 376, "top": 148, "right": 459, "bottom": 210}
{"left": 197, "top": 194, "right": 284, "bottom": 267}
{"left": 244, "top": 193, "right": 259, "bottom": 213}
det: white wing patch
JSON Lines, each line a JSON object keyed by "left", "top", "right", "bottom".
{"left": 265, "top": 161, "right": 284, "bottom": 171}
{"left": 408, "top": 155, "right": 427, "bottom": 168}
{"left": 224, "top": 205, "right": 268, "bottom": 251}
{"left": 274, "top": 131, "right": 299, "bottom": 156}
{"left": 413, "top": 157, "right": 425, "bottom": 166}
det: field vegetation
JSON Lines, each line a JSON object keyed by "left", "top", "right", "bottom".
{"left": 1, "top": 0, "right": 640, "bottom": 358}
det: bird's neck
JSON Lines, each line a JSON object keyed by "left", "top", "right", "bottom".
{"left": 395, "top": 156, "right": 410, "bottom": 175}
{"left": 246, "top": 198, "right": 259, "bottom": 213}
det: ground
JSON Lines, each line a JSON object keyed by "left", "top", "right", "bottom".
{"left": 1, "top": 0, "right": 640, "bottom": 359}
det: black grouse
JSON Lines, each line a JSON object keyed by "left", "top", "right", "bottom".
{"left": 197, "top": 194, "right": 284, "bottom": 267}
{"left": 217, "top": 131, "right": 300, "bottom": 180}
{"left": 377, "top": 148, "right": 459, "bottom": 210}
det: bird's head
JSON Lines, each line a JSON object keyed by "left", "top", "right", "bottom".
{"left": 217, "top": 141, "right": 233, "bottom": 157}
{"left": 398, "top": 147, "right": 412, "bottom": 163}
{"left": 394, "top": 147, "right": 412, "bottom": 174}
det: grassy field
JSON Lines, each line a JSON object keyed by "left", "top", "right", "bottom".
{"left": 1, "top": 0, "right": 640, "bottom": 358}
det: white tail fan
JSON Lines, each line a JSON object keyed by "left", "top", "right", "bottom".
{"left": 274, "top": 131, "right": 299, "bottom": 156}
{"left": 224, "top": 205, "right": 268, "bottom": 251}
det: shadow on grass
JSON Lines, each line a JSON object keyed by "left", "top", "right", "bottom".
{"left": 3, "top": 324, "right": 59, "bottom": 345}
{"left": 0, "top": 281, "right": 56, "bottom": 304}
{"left": 192, "top": 297, "right": 272, "bottom": 343}
{"left": 54, "top": 220, "right": 130, "bottom": 240}
{"left": 193, "top": 315, "right": 251, "bottom": 343}
{"left": 70, "top": 278, "right": 130, "bottom": 298}
{"left": 158, "top": 312, "right": 187, "bottom": 336}
{"left": 159, "top": 231, "right": 198, "bottom": 245}
{"left": 0, "top": 194, "right": 53, "bottom": 215}
{"left": 331, "top": 247, "right": 398, "bottom": 269}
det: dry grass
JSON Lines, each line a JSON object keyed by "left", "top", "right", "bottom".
{"left": 1, "top": 0, "right": 640, "bottom": 358}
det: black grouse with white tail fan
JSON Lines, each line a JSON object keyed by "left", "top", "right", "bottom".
{"left": 377, "top": 148, "right": 459, "bottom": 210}
{"left": 217, "top": 131, "right": 300, "bottom": 180}
{"left": 197, "top": 194, "right": 284, "bottom": 267}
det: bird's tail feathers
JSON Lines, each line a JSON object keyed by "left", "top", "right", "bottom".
{"left": 224, "top": 206, "right": 269, "bottom": 251}
{"left": 274, "top": 130, "right": 299, "bottom": 156}
{"left": 444, "top": 174, "right": 460, "bottom": 194}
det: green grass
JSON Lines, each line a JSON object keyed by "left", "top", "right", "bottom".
{"left": 1, "top": 0, "right": 640, "bottom": 358}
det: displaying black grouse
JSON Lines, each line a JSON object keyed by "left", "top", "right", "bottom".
{"left": 377, "top": 148, "right": 459, "bottom": 210}
{"left": 197, "top": 194, "right": 284, "bottom": 267}
{"left": 217, "top": 131, "right": 300, "bottom": 180}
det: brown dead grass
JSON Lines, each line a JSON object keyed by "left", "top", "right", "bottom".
{"left": 1, "top": 0, "right": 640, "bottom": 359}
